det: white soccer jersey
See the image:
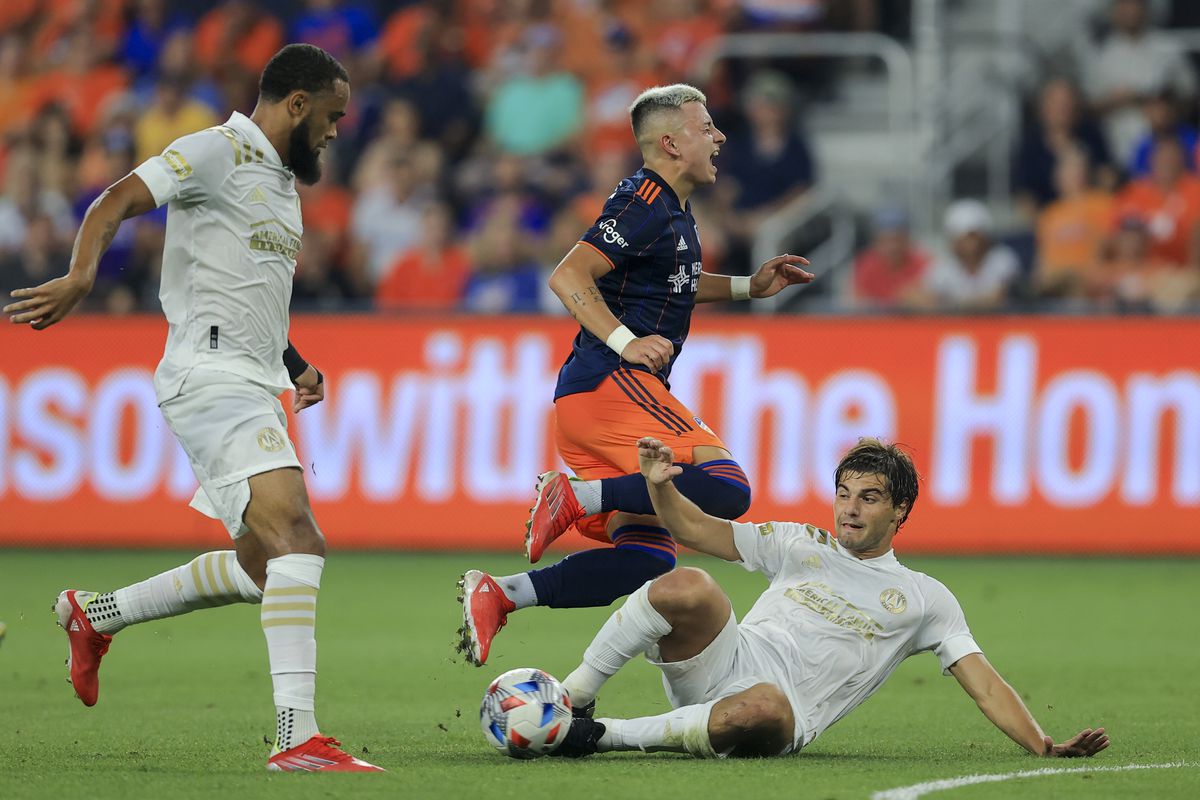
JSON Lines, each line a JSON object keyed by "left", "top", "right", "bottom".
{"left": 730, "top": 520, "right": 982, "bottom": 747}
{"left": 133, "top": 112, "right": 302, "bottom": 403}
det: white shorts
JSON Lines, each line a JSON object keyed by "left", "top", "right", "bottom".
{"left": 160, "top": 368, "right": 301, "bottom": 538}
{"left": 646, "top": 611, "right": 805, "bottom": 753}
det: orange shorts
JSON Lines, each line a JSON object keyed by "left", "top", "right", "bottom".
{"left": 554, "top": 368, "right": 728, "bottom": 542}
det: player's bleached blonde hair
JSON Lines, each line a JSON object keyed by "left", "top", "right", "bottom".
{"left": 629, "top": 84, "right": 708, "bottom": 146}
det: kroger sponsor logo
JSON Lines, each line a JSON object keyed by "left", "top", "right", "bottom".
{"left": 598, "top": 219, "right": 628, "bottom": 248}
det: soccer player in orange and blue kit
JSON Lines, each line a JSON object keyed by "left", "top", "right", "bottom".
{"left": 458, "top": 84, "right": 813, "bottom": 666}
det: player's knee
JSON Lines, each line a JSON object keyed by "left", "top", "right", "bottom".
{"left": 612, "top": 524, "right": 677, "bottom": 569}
{"left": 719, "top": 683, "right": 794, "bottom": 757}
{"left": 648, "top": 567, "right": 722, "bottom": 618}
{"left": 693, "top": 460, "right": 751, "bottom": 518}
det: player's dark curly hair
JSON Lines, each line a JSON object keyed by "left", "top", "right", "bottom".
{"left": 834, "top": 438, "right": 920, "bottom": 530}
{"left": 259, "top": 44, "right": 348, "bottom": 102}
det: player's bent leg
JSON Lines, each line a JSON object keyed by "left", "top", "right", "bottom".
{"left": 53, "top": 550, "right": 265, "bottom": 707}
{"left": 647, "top": 567, "right": 734, "bottom": 663}
{"left": 707, "top": 683, "right": 795, "bottom": 758}
{"left": 569, "top": 448, "right": 752, "bottom": 523}
{"left": 458, "top": 514, "right": 674, "bottom": 666}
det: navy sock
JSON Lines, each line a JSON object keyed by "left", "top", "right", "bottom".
{"left": 527, "top": 537, "right": 674, "bottom": 608}
{"left": 599, "top": 460, "right": 751, "bottom": 518}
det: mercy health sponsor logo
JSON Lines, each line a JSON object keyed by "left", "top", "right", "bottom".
{"left": 1, "top": 317, "right": 1197, "bottom": 551}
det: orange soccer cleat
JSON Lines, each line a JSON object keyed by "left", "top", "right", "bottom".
{"left": 267, "top": 735, "right": 385, "bottom": 772}
{"left": 53, "top": 590, "right": 113, "bottom": 707}
{"left": 456, "top": 570, "right": 516, "bottom": 667}
{"left": 525, "top": 471, "right": 584, "bottom": 564}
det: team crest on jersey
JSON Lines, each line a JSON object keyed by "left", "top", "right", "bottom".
{"left": 879, "top": 588, "right": 907, "bottom": 614}
{"left": 802, "top": 555, "right": 822, "bottom": 570}
{"left": 757, "top": 522, "right": 774, "bottom": 537}
{"left": 256, "top": 427, "right": 287, "bottom": 453}
{"left": 669, "top": 261, "right": 703, "bottom": 293}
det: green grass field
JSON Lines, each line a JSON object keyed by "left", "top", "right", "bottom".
{"left": 1, "top": 551, "right": 1197, "bottom": 799}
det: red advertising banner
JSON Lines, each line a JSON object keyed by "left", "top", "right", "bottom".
{"left": 1, "top": 315, "right": 1197, "bottom": 553}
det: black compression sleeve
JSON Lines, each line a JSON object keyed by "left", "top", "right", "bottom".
{"left": 282, "top": 340, "right": 309, "bottom": 382}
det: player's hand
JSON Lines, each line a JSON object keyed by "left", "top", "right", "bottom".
{"left": 4, "top": 274, "right": 92, "bottom": 329}
{"left": 637, "top": 437, "right": 682, "bottom": 485}
{"left": 292, "top": 365, "right": 325, "bottom": 413}
{"left": 1043, "top": 728, "right": 1109, "bottom": 758}
{"left": 749, "top": 254, "right": 814, "bottom": 299}
{"left": 621, "top": 335, "right": 674, "bottom": 373}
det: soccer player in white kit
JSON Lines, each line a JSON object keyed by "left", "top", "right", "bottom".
{"left": 549, "top": 437, "right": 1110, "bottom": 760}
{"left": 3, "top": 44, "right": 382, "bottom": 772}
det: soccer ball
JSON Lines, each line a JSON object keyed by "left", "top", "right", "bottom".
{"left": 480, "top": 667, "right": 573, "bottom": 759}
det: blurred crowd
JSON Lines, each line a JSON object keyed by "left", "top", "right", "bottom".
{"left": 0, "top": 0, "right": 1197, "bottom": 315}
{"left": 854, "top": 0, "right": 1200, "bottom": 314}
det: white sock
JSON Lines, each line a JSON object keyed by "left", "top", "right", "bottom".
{"left": 571, "top": 478, "right": 602, "bottom": 516}
{"left": 262, "top": 553, "right": 324, "bottom": 751}
{"left": 597, "top": 700, "right": 720, "bottom": 757}
{"left": 561, "top": 581, "right": 671, "bottom": 706}
{"left": 496, "top": 572, "right": 538, "bottom": 610}
{"left": 86, "top": 551, "right": 263, "bottom": 634}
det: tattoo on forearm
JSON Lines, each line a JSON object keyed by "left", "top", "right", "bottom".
{"left": 98, "top": 219, "right": 119, "bottom": 252}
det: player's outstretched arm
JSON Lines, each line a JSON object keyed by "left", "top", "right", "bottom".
{"left": 4, "top": 173, "right": 157, "bottom": 329}
{"left": 694, "top": 254, "right": 814, "bottom": 303}
{"left": 549, "top": 245, "right": 675, "bottom": 373}
{"left": 949, "top": 653, "right": 1109, "bottom": 757}
{"left": 638, "top": 437, "right": 740, "bottom": 561}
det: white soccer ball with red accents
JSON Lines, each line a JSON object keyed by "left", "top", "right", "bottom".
{"left": 480, "top": 667, "right": 573, "bottom": 759}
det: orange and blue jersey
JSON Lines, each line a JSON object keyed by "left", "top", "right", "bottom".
{"left": 554, "top": 167, "right": 703, "bottom": 400}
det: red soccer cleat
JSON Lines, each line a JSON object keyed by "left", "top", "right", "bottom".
{"left": 525, "top": 471, "right": 584, "bottom": 564}
{"left": 53, "top": 590, "right": 112, "bottom": 707}
{"left": 456, "top": 570, "right": 516, "bottom": 667}
{"left": 267, "top": 735, "right": 385, "bottom": 772}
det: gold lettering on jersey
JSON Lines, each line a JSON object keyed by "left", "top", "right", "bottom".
{"left": 256, "top": 427, "right": 286, "bottom": 452}
{"left": 879, "top": 588, "right": 907, "bottom": 614}
{"left": 758, "top": 522, "right": 774, "bottom": 537}
{"left": 164, "top": 149, "right": 192, "bottom": 179}
{"left": 249, "top": 229, "right": 301, "bottom": 260}
{"left": 784, "top": 582, "right": 883, "bottom": 641}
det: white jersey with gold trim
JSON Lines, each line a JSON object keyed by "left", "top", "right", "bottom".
{"left": 729, "top": 521, "right": 982, "bottom": 747}
{"left": 133, "top": 111, "right": 302, "bottom": 403}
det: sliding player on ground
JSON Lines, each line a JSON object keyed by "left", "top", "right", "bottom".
{"left": 547, "top": 437, "right": 1110, "bottom": 760}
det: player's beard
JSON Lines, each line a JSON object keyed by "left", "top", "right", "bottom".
{"left": 288, "top": 116, "right": 323, "bottom": 185}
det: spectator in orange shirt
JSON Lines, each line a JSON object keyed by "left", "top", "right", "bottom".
{"left": 583, "top": 24, "right": 657, "bottom": 157}
{"left": 851, "top": 207, "right": 931, "bottom": 310}
{"left": 1114, "top": 134, "right": 1200, "bottom": 265}
{"left": 1097, "top": 214, "right": 1199, "bottom": 311}
{"left": 375, "top": 202, "right": 470, "bottom": 311}
{"left": 1034, "top": 146, "right": 1115, "bottom": 298}
{"left": 193, "top": 0, "right": 284, "bottom": 79}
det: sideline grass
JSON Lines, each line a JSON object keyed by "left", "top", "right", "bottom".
{"left": 1, "top": 551, "right": 1196, "bottom": 799}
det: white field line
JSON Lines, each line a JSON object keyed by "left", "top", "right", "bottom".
{"left": 871, "top": 761, "right": 1196, "bottom": 800}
